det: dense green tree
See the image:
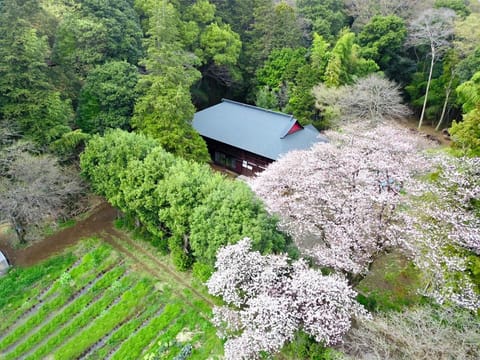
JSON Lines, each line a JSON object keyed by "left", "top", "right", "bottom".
{"left": 81, "top": 129, "right": 288, "bottom": 270}
{"left": 156, "top": 160, "right": 225, "bottom": 268}
{"left": 310, "top": 33, "right": 331, "bottom": 76}
{"left": 53, "top": 0, "right": 143, "bottom": 77}
{"left": 120, "top": 146, "right": 177, "bottom": 242}
{"left": 79, "top": 129, "right": 157, "bottom": 208}
{"left": 453, "top": 13, "right": 480, "bottom": 82}
{"left": 453, "top": 13, "right": 480, "bottom": 59}
{"left": 243, "top": 0, "right": 304, "bottom": 91}
{"left": 199, "top": 23, "right": 241, "bottom": 67}
{"left": 190, "top": 179, "right": 285, "bottom": 265}
{"left": 255, "top": 47, "right": 307, "bottom": 109}
{"left": 131, "top": 0, "right": 209, "bottom": 162}
{"left": 450, "top": 106, "right": 480, "bottom": 156}
{"left": 255, "top": 86, "right": 280, "bottom": 110}
{"left": 296, "top": 0, "right": 348, "bottom": 40}
{"left": 77, "top": 61, "right": 139, "bottom": 134}
{"left": 49, "top": 129, "right": 91, "bottom": 163}
{"left": 285, "top": 64, "right": 322, "bottom": 126}
{"left": 53, "top": 15, "right": 109, "bottom": 78}
{"left": 79, "top": 0, "right": 144, "bottom": 63}
{"left": 435, "top": 0, "right": 471, "bottom": 17}
{"left": 0, "top": 0, "right": 72, "bottom": 146}
{"left": 210, "top": 0, "right": 255, "bottom": 33}
{"left": 324, "top": 29, "right": 379, "bottom": 87}
{"left": 358, "top": 16, "right": 409, "bottom": 81}
{"left": 456, "top": 71, "right": 480, "bottom": 113}
{"left": 256, "top": 48, "right": 307, "bottom": 89}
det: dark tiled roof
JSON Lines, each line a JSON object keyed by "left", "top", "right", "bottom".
{"left": 192, "top": 99, "right": 327, "bottom": 160}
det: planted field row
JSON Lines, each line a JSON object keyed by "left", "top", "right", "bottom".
{"left": 0, "top": 238, "right": 224, "bottom": 359}
{"left": 0, "top": 253, "right": 77, "bottom": 334}
{"left": 4, "top": 266, "right": 127, "bottom": 360}
{"left": 0, "top": 244, "right": 117, "bottom": 353}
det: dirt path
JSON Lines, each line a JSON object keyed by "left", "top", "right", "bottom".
{"left": 0, "top": 202, "right": 117, "bottom": 267}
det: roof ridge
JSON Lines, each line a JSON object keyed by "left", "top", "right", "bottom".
{"left": 221, "top": 98, "right": 294, "bottom": 119}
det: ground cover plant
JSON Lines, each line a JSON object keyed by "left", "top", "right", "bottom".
{"left": 0, "top": 238, "right": 223, "bottom": 359}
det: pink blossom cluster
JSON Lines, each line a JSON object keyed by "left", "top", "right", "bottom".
{"left": 207, "top": 238, "right": 368, "bottom": 360}
{"left": 250, "top": 124, "right": 433, "bottom": 275}
{"left": 251, "top": 123, "right": 480, "bottom": 309}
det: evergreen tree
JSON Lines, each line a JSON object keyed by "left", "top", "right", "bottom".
{"left": 0, "top": 0, "right": 72, "bottom": 146}
{"left": 132, "top": 0, "right": 209, "bottom": 162}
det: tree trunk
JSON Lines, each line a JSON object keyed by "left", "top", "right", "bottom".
{"left": 419, "top": 46, "right": 435, "bottom": 129}
{"left": 435, "top": 75, "right": 453, "bottom": 131}
{"left": 12, "top": 218, "right": 26, "bottom": 244}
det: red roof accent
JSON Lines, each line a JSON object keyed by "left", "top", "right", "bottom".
{"left": 287, "top": 122, "right": 303, "bottom": 135}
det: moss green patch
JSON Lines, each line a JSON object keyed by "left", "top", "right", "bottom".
{"left": 356, "top": 252, "right": 424, "bottom": 312}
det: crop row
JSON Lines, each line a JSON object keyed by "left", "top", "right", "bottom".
{"left": 23, "top": 272, "right": 136, "bottom": 360}
{"left": 53, "top": 278, "right": 154, "bottom": 360}
{"left": 0, "top": 253, "right": 76, "bottom": 333}
{"left": 145, "top": 306, "right": 223, "bottom": 360}
{"left": 111, "top": 301, "right": 183, "bottom": 360}
{"left": 4, "top": 266, "right": 126, "bottom": 360}
{"left": 91, "top": 295, "right": 166, "bottom": 359}
{"left": 0, "top": 245, "right": 115, "bottom": 352}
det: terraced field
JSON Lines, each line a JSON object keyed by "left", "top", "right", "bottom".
{"left": 0, "top": 238, "right": 223, "bottom": 360}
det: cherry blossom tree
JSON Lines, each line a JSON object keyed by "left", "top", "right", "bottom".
{"left": 207, "top": 238, "right": 367, "bottom": 360}
{"left": 251, "top": 123, "right": 479, "bottom": 309}
{"left": 396, "top": 155, "right": 480, "bottom": 310}
{"left": 250, "top": 124, "right": 434, "bottom": 276}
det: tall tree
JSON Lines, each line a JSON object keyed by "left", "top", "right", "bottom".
{"left": 0, "top": 0, "right": 72, "bottom": 146}
{"left": 407, "top": 8, "right": 456, "bottom": 128}
{"left": 296, "top": 0, "right": 348, "bottom": 40}
{"left": 52, "top": 0, "right": 143, "bottom": 78}
{"left": 77, "top": 61, "right": 139, "bottom": 134}
{"left": 251, "top": 125, "right": 433, "bottom": 277}
{"left": 358, "top": 15, "right": 409, "bottom": 82}
{"left": 324, "top": 29, "right": 379, "bottom": 87}
{"left": 243, "top": 0, "right": 304, "bottom": 90}
{"left": 131, "top": 0, "right": 209, "bottom": 162}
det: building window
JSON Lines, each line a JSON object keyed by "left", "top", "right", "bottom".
{"left": 215, "top": 151, "right": 236, "bottom": 170}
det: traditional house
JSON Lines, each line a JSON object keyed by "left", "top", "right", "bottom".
{"left": 193, "top": 99, "right": 327, "bottom": 176}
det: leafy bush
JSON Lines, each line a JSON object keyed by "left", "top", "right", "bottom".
{"left": 81, "top": 130, "right": 288, "bottom": 270}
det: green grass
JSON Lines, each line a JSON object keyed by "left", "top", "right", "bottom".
{"left": 54, "top": 279, "right": 154, "bottom": 360}
{"left": 111, "top": 302, "right": 183, "bottom": 360}
{"left": 0, "top": 238, "right": 223, "bottom": 359}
